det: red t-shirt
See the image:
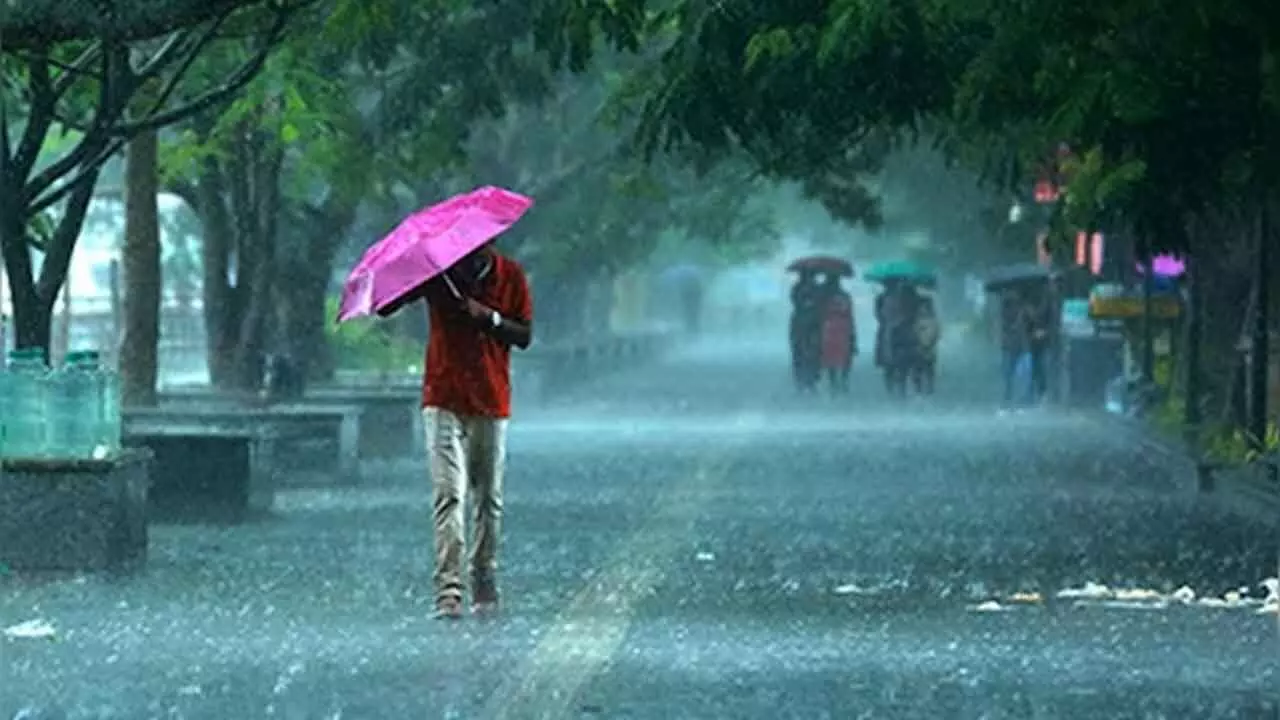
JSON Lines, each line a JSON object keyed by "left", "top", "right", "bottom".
{"left": 421, "top": 253, "right": 532, "bottom": 418}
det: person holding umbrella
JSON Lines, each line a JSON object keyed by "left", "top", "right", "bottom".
{"left": 789, "top": 269, "right": 823, "bottom": 391}
{"left": 414, "top": 244, "right": 532, "bottom": 619}
{"left": 819, "top": 272, "right": 857, "bottom": 394}
{"left": 787, "top": 256, "right": 855, "bottom": 393}
{"left": 912, "top": 295, "right": 941, "bottom": 394}
{"left": 337, "top": 186, "right": 535, "bottom": 620}
{"left": 865, "top": 260, "right": 937, "bottom": 397}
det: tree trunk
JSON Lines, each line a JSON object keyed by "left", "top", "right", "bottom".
{"left": 278, "top": 253, "right": 335, "bottom": 382}
{"left": 228, "top": 136, "right": 284, "bottom": 391}
{"left": 193, "top": 156, "right": 241, "bottom": 387}
{"left": 276, "top": 200, "right": 356, "bottom": 384}
{"left": 0, "top": 201, "right": 44, "bottom": 355}
{"left": 1, "top": 175, "right": 98, "bottom": 362}
{"left": 10, "top": 294, "right": 52, "bottom": 356}
{"left": 189, "top": 123, "right": 283, "bottom": 392}
{"left": 119, "top": 130, "right": 162, "bottom": 407}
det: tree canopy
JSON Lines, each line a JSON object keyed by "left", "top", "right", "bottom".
{"left": 538, "top": 0, "right": 1280, "bottom": 255}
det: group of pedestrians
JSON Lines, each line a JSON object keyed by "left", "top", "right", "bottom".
{"left": 787, "top": 271, "right": 941, "bottom": 397}
{"left": 789, "top": 271, "right": 857, "bottom": 394}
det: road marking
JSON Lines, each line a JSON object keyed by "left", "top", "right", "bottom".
{"left": 483, "top": 412, "right": 766, "bottom": 720}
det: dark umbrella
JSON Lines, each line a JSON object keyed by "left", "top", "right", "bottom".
{"left": 983, "top": 263, "right": 1053, "bottom": 293}
{"left": 786, "top": 255, "right": 854, "bottom": 277}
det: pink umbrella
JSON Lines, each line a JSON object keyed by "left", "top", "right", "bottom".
{"left": 1134, "top": 253, "right": 1186, "bottom": 278}
{"left": 337, "top": 186, "right": 534, "bottom": 323}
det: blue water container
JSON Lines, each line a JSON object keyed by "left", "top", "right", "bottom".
{"left": 2, "top": 349, "right": 50, "bottom": 458}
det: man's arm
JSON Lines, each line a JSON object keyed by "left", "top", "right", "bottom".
{"left": 460, "top": 268, "right": 534, "bottom": 350}
{"left": 459, "top": 298, "right": 532, "bottom": 349}
{"left": 493, "top": 314, "right": 533, "bottom": 349}
{"left": 375, "top": 276, "right": 459, "bottom": 318}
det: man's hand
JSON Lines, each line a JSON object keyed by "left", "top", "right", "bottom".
{"left": 456, "top": 295, "right": 532, "bottom": 349}
{"left": 462, "top": 297, "right": 494, "bottom": 322}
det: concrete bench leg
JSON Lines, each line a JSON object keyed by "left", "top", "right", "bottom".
{"left": 339, "top": 415, "right": 361, "bottom": 478}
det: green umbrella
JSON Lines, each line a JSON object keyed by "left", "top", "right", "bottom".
{"left": 863, "top": 260, "right": 938, "bottom": 288}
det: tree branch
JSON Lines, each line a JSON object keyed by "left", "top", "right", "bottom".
{"left": 111, "top": 5, "right": 293, "bottom": 136}
{"left": 35, "top": 169, "right": 100, "bottom": 304}
{"left": 27, "top": 137, "right": 127, "bottom": 217}
{"left": 27, "top": 7, "right": 294, "bottom": 217}
{"left": 164, "top": 177, "right": 202, "bottom": 213}
{"left": 0, "top": 90, "right": 10, "bottom": 167}
{"left": 12, "top": 56, "right": 57, "bottom": 184}
{"left": 24, "top": 44, "right": 122, "bottom": 203}
{"left": 52, "top": 42, "right": 103, "bottom": 96}
{"left": 0, "top": 0, "right": 278, "bottom": 51}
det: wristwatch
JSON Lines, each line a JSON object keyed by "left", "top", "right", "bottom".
{"left": 490, "top": 310, "right": 502, "bottom": 328}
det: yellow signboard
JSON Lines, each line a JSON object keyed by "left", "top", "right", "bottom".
{"left": 1088, "top": 296, "right": 1181, "bottom": 320}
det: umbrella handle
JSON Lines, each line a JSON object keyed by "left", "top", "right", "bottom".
{"left": 441, "top": 273, "right": 464, "bottom": 300}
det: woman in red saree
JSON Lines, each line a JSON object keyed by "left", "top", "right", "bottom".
{"left": 819, "top": 274, "right": 856, "bottom": 394}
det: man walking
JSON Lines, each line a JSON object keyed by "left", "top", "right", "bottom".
{"left": 416, "top": 242, "right": 533, "bottom": 619}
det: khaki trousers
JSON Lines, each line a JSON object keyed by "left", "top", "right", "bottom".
{"left": 423, "top": 406, "right": 508, "bottom": 602}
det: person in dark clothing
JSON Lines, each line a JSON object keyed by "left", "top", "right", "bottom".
{"left": 876, "top": 282, "right": 922, "bottom": 396}
{"left": 790, "top": 271, "right": 824, "bottom": 391}
{"left": 1028, "top": 281, "right": 1061, "bottom": 403}
{"left": 1025, "top": 289, "right": 1051, "bottom": 403}
{"left": 1000, "top": 290, "right": 1031, "bottom": 406}
{"left": 873, "top": 284, "right": 894, "bottom": 390}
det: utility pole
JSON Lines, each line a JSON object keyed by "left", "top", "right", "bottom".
{"left": 1140, "top": 237, "right": 1156, "bottom": 382}
{"left": 1250, "top": 196, "right": 1271, "bottom": 450}
{"left": 1184, "top": 252, "right": 1202, "bottom": 446}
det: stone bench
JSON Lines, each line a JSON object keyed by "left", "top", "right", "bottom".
{"left": 304, "top": 387, "right": 423, "bottom": 459}
{"left": 248, "top": 403, "right": 363, "bottom": 482}
{"left": 158, "top": 386, "right": 419, "bottom": 461}
{"left": 0, "top": 450, "right": 152, "bottom": 573}
{"left": 142, "top": 399, "right": 363, "bottom": 474}
{"left": 123, "top": 416, "right": 279, "bottom": 523}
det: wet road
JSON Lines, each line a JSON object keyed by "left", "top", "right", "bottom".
{"left": 2, "top": 336, "right": 1277, "bottom": 719}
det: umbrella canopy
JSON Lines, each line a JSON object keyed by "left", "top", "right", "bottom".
{"left": 863, "top": 259, "right": 936, "bottom": 287}
{"left": 983, "top": 262, "right": 1053, "bottom": 292}
{"left": 1135, "top": 254, "right": 1186, "bottom": 278}
{"left": 786, "top": 255, "right": 854, "bottom": 277}
{"left": 337, "top": 186, "right": 533, "bottom": 323}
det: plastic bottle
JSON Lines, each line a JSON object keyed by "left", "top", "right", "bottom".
{"left": 103, "top": 364, "right": 121, "bottom": 453}
{"left": 85, "top": 350, "right": 120, "bottom": 456}
{"left": 47, "top": 350, "right": 97, "bottom": 458}
{"left": 3, "top": 348, "right": 50, "bottom": 458}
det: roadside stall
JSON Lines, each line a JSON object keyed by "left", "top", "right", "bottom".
{"left": 1087, "top": 275, "right": 1184, "bottom": 413}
